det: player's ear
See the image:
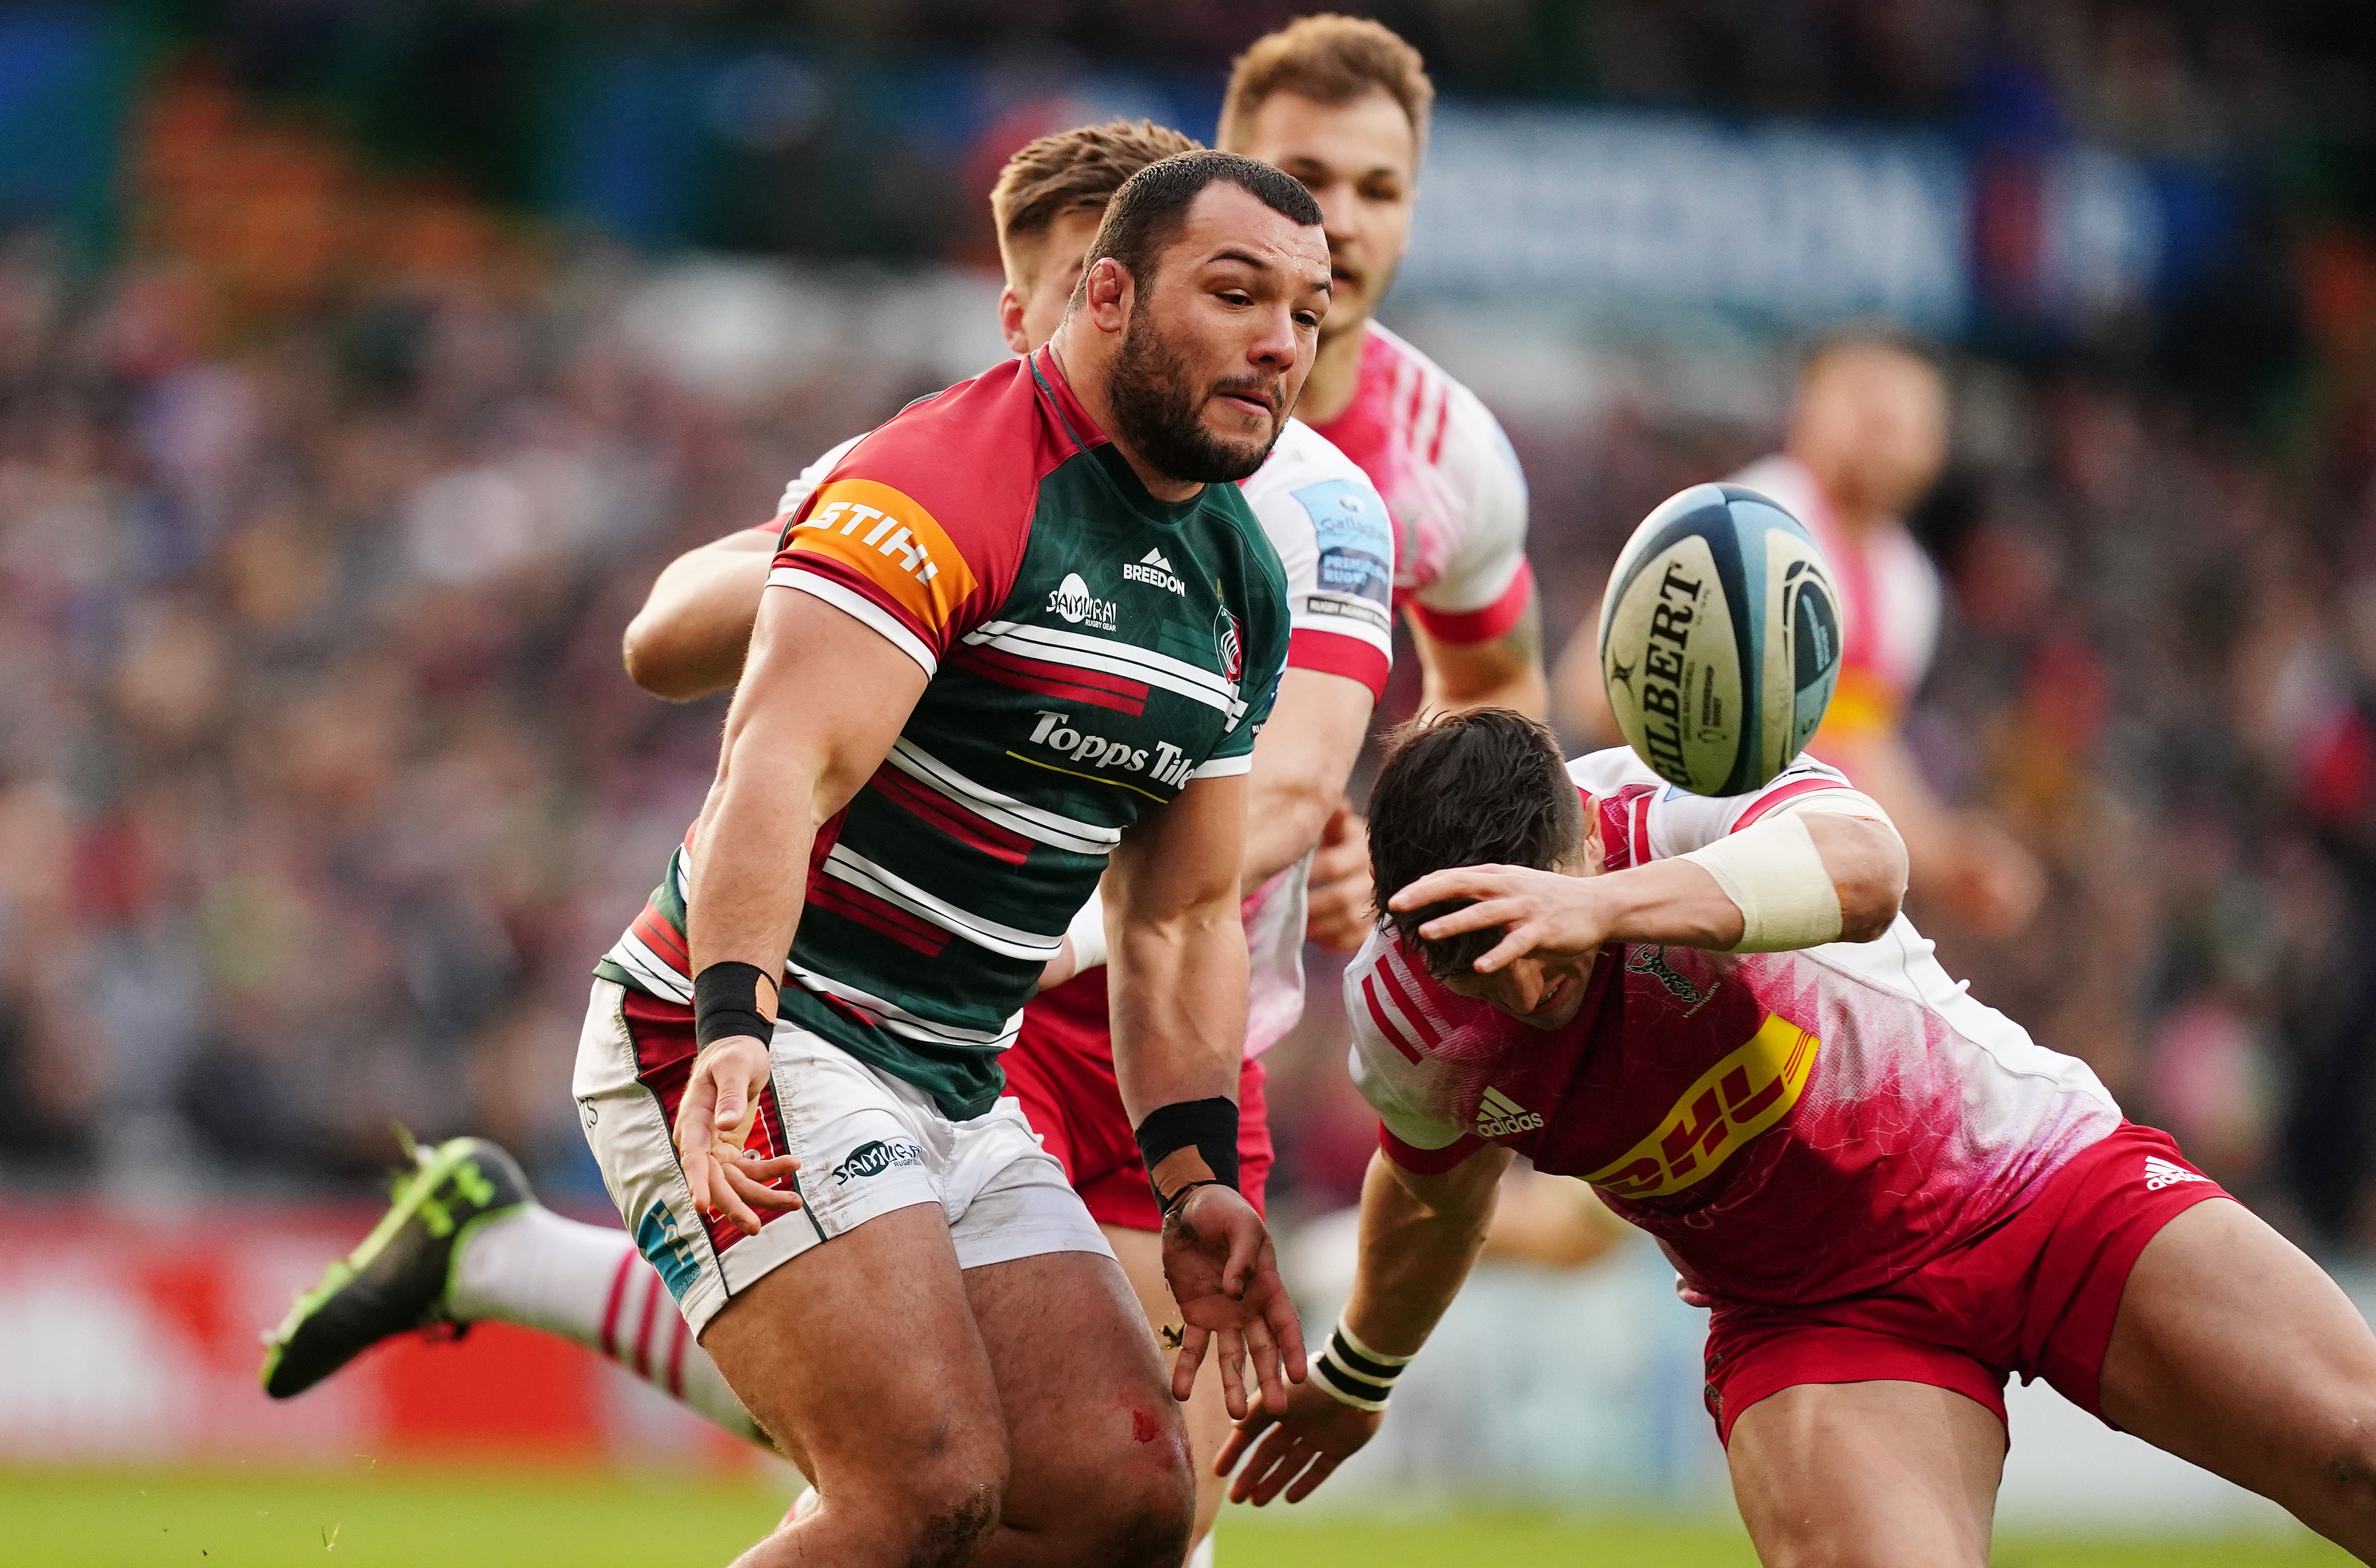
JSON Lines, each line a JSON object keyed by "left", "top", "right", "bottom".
{"left": 1575, "top": 794, "right": 1604, "bottom": 877}
{"left": 1080, "top": 257, "right": 1131, "bottom": 334}
{"left": 997, "top": 283, "right": 1029, "bottom": 356}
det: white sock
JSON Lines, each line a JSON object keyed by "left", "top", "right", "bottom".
{"left": 448, "top": 1205, "right": 763, "bottom": 1446}
{"left": 1187, "top": 1533, "right": 1216, "bottom": 1568}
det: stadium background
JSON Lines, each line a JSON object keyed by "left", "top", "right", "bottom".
{"left": 4, "top": 2, "right": 2375, "bottom": 1562}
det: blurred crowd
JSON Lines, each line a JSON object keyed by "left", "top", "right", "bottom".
{"left": 10, "top": 12, "right": 2376, "bottom": 1258}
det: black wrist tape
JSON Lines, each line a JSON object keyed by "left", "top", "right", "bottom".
{"left": 693, "top": 961, "right": 776, "bottom": 1049}
{"left": 1134, "top": 1096, "right": 1240, "bottom": 1203}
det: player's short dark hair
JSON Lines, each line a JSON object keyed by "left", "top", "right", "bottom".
{"left": 1074, "top": 149, "right": 1323, "bottom": 301}
{"left": 1368, "top": 709, "right": 1585, "bottom": 980}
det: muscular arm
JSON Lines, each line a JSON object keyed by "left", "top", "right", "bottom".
{"left": 621, "top": 527, "right": 773, "bottom": 701}
{"left": 1409, "top": 588, "right": 1549, "bottom": 720}
{"left": 1395, "top": 809, "right": 1908, "bottom": 974}
{"left": 1238, "top": 669, "right": 1376, "bottom": 893}
{"left": 1341, "top": 1144, "right": 1512, "bottom": 1357}
{"left": 1108, "top": 770, "right": 1307, "bottom": 1412}
{"left": 1106, "top": 773, "right": 1254, "bottom": 1149}
{"left": 677, "top": 587, "right": 926, "bottom": 1224}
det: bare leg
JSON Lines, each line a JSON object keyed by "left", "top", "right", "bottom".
{"left": 1726, "top": 1380, "right": 2003, "bottom": 1568}
{"left": 2099, "top": 1198, "right": 2376, "bottom": 1561}
{"left": 701, "top": 1204, "right": 1009, "bottom": 1568}
{"left": 1106, "top": 1222, "right": 1232, "bottom": 1551}
{"left": 965, "top": 1247, "right": 1195, "bottom": 1567}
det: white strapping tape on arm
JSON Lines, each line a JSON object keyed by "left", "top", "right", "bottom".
{"left": 1678, "top": 810, "right": 1842, "bottom": 953}
{"left": 1065, "top": 887, "right": 1109, "bottom": 974}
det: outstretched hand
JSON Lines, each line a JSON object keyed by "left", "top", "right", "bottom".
{"left": 672, "top": 1034, "right": 802, "bottom": 1234}
{"left": 1215, "top": 1380, "right": 1382, "bottom": 1505}
{"left": 1160, "top": 1184, "right": 1306, "bottom": 1419}
{"left": 1387, "top": 863, "right": 1613, "bottom": 974}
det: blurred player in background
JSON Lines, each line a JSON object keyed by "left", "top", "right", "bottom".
{"left": 266, "top": 121, "right": 1391, "bottom": 1567}
{"left": 1558, "top": 330, "right": 2045, "bottom": 937}
{"left": 1225, "top": 711, "right": 2376, "bottom": 1567}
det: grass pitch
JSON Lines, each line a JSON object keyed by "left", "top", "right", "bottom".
{"left": 0, "top": 1468, "right": 2351, "bottom": 1566}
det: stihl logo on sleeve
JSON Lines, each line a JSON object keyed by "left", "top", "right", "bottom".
{"left": 786, "top": 478, "right": 979, "bottom": 633}
{"left": 1585, "top": 1013, "right": 1820, "bottom": 1200}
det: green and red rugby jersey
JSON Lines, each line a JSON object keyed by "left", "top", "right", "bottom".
{"left": 598, "top": 346, "right": 1290, "bottom": 1119}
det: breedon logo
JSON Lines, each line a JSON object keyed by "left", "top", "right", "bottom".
{"left": 1048, "top": 572, "right": 1118, "bottom": 632}
{"left": 1123, "top": 548, "right": 1186, "bottom": 596}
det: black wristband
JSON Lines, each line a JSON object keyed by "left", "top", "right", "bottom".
{"left": 1134, "top": 1096, "right": 1240, "bottom": 1204}
{"left": 1159, "top": 1178, "right": 1225, "bottom": 1217}
{"left": 693, "top": 961, "right": 776, "bottom": 1049}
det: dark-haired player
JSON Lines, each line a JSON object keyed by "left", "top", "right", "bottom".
{"left": 1221, "top": 710, "right": 2376, "bottom": 1567}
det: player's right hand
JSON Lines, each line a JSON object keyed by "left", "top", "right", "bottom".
{"left": 1390, "top": 862, "right": 1616, "bottom": 973}
{"left": 1161, "top": 1184, "right": 1307, "bottom": 1421}
{"left": 1215, "top": 1379, "right": 1382, "bottom": 1505}
{"left": 673, "top": 1034, "right": 801, "bottom": 1235}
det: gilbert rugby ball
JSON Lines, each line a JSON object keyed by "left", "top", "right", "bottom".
{"left": 1598, "top": 483, "right": 1841, "bottom": 797}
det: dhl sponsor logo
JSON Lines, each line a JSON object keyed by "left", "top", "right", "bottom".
{"left": 1583, "top": 1012, "right": 1818, "bottom": 1201}
{"left": 785, "top": 479, "right": 978, "bottom": 631}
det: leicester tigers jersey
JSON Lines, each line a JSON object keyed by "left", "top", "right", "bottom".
{"left": 598, "top": 346, "right": 1291, "bottom": 1119}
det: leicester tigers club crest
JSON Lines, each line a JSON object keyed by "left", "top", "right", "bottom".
{"left": 1214, "top": 606, "right": 1244, "bottom": 683}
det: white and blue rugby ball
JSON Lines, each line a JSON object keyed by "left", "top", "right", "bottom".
{"left": 1598, "top": 483, "right": 1842, "bottom": 797}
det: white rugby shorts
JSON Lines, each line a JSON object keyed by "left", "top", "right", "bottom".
{"left": 573, "top": 978, "right": 1111, "bottom": 1336}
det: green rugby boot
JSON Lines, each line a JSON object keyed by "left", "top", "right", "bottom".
{"left": 259, "top": 1131, "right": 532, "bottom": 1399}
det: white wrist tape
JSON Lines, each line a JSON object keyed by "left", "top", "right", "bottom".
{"left": 1312, "top": 1317, "right": 1412, "bottom": 1412}
{"left": 1064, "top": 888, "right": 1109, "bottom": 974}
{"left": 1678, "top": 810, "right": 1842, "bottom": 953}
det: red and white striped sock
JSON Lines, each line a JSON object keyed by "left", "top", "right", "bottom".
{"left": 448, "top": 1205, "right": 762, "bottom": 1445}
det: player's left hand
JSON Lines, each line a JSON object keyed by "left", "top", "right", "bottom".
{"left": 1389, "top": 863, "right": 1612, "bottom": 973}
{"left": 1160, "top": 1184, "right": 1306, "bottom": 1420}
{"left": 1214, "top": 1379, "right": 1381, "bottom": 1505}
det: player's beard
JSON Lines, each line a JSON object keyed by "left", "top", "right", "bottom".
{"left": 1106, "top": 310, "right": 1284, "bottom": 487}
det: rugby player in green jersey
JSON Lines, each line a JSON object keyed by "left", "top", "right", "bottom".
{"left": 606, "top": 152, "right": 1328, "bottom": 1567}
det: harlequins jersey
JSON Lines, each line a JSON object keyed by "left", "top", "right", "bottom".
{"left": 599, "top": 347, "right": 1290, "bottom": 1118}
{"left": 1346, "top": 748, "right": 2120, "bottom": 1309}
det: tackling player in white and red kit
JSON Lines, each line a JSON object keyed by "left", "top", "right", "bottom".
{"left": 1215, "top": 16, "right": 1548, "bottom": 953}
{"left": 1222, "top": 711, "right": 2376, "bottom": 1566}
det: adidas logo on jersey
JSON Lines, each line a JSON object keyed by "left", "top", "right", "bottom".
{"left": 1476, "top": 1086, "right": 1544, "bottom": 1139}
{"left": 1122, "top": 547, "right": 1186, "bottom": 596}
{"left": 2144, "top": 1156, "right": 2208, "bottom": 1192}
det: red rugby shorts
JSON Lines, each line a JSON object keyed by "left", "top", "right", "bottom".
{"left": 1701, "top": 1122, "right": 2229, "bottom": 1444}
{"left": 1000, "top": 972, "right": 1273, "bottom": 1229}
